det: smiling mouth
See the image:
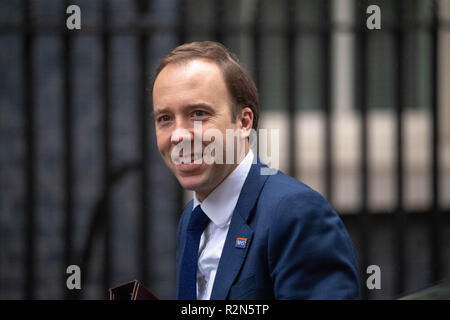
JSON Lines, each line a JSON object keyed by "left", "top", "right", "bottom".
{"left": 176, "top": 160, "right": 204, "bottom": 173}
{"left": 173, "top": 153, "right": 203, "bottom": 165}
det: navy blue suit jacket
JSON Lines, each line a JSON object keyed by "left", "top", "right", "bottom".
{"left": 176, "top": 160, "right": 360, "bottom": 299}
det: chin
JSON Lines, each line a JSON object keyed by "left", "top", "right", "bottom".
{"left": 176, "top": 174, "right": 209, "bottom": 192}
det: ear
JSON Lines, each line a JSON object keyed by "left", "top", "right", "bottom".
{"left": 237, "top": 107, "right": 254, "bottom": 136}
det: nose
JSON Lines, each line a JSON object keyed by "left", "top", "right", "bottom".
{"left": 170, "top": 118, "right": 193, "bottom": 145}
{"left": 171, "top": 128, "right": 191, "bottom": 144}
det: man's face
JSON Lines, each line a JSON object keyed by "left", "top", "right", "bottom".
{"left": 152, "top": 59, "right": 248, "bottom": 201}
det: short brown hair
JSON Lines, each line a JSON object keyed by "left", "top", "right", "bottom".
{"left": 153, "top": 41, "right": 259, "bottom": 129}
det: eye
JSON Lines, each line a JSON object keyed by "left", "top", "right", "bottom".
{"left": 157, "top": 115, "right": 171, "bottom": 123}
{"left": 192, "top": 110, "right": 207, "bottom": 117}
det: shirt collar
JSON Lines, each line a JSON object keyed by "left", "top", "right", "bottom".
{"left": 193, "top": 149, "right": 254, "bottom": 228}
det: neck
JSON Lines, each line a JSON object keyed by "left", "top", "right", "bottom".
{"left": 195, "top": 142, "right": 250, "bottom": 202}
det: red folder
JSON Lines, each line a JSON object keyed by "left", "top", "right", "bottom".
{"left": 109, "top": 280, "right": 158, "bottom": 300}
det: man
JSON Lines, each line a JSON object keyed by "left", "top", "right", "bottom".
{"left": 152, "top": 41, "right": 360, "bottom": 300}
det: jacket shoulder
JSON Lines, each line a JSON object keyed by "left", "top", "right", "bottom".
{"left": 260, "top": 170, "right": 331, "bottom": 213}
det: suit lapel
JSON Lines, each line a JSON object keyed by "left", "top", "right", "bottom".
{"left": 210, "top": 159, "right": 270, "bottom": 299}
{"left": 209, "top": 213, "right": 253, "bottom": 300}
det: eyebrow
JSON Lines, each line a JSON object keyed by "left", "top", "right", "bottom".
{"left": 152, "top": 103, "right": 215, "bottom": 118}
{"left": 152, "top": 107, "right": 170, "bottom": 118}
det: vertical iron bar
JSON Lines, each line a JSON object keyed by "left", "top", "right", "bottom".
{"left": 23, "top": 0, "right": 36, "bottom": 300}
{"left": 286, "top": 0, "right": 297, "bottom": 179}
{"left": 323, "top": 1, "right": 333, "bottom": 202}
{"left": 355, "top": 0, "right": 370, "bottom": 300}
{"left": 63, "top": 0, "right": 75, "bottom": 300}
{"left": 252, "top": 0, "right": 262, "bottom": 91}
{"left": 430, "top": 0, "right": 441, "bottom": 283}
{"left": 137, "top": 0, "right": 151, "bottom": 288}
{"left": 214, "top": 0, "right": 224, "bottom": 43}
{"left": 394, "top": 0, "right": 406, "bottom": 296}
{"left": 178, "top": 0, "right": 187, "bottom": 44}
{"left": 101, "top": 0, "right": 112, "bottom": 298}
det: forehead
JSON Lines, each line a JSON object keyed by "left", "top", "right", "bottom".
{"left": 152, "top": 59, "right": 230, "bottom": 108}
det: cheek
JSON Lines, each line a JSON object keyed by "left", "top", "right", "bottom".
{"left": 155, "top": 130, "right": 170, "bottom": 154}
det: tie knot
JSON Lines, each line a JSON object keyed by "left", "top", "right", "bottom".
{"left": 187, "top": 206, "right": 210, "bottom": 232}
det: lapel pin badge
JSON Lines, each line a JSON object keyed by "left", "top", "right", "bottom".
{"left": 235, "top": 237, "right": 247, "bottom": 249}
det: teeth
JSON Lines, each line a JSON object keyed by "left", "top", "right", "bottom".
{"left": 191, "top": 154, "right": 203, "bottom": 163}
{"left": 183, "top": 154, "right": 202, "bottom": 158}
{"left": 178, "top": 154, "right": 202, "bottom": 163}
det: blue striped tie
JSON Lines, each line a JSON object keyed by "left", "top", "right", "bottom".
{"left": 178, "top": 205, "right": 210, "bottom": 300}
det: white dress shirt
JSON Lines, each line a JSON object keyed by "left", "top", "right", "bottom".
{"left": 192, "top": 149, "right": 254, "bottom": 300}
